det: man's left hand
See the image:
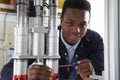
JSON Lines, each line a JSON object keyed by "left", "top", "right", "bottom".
{"left": 75, "top": 59, "right": 94, "bottom": 80}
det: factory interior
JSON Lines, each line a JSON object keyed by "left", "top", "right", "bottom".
{"left": 0, "top": 0, "right": 120, "bottom": 80}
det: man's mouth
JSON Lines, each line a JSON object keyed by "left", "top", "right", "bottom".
{"left": 70, "top": 34, "right": 80, "bottom": 40}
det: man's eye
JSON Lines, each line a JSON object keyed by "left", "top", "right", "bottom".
{"left": 79, "top": 24, "right": 87, "bottom": 28}
{"left": 66, "top": 22, "right": 73, "bottom": 25}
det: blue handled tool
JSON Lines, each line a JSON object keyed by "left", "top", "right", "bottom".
{"left": 59, "top": 62, "right": 77, "bottom": 68}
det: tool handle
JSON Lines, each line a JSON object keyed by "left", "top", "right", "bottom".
{"left": 71, "top": 62, "right": 77, "bottom": 68}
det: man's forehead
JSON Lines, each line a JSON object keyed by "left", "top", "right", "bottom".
{"left": 64, "top": 9, "right": 90, "bottom": 20}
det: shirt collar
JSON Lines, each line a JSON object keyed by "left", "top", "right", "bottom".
{"left": 60, "top": 29, "right": 81, "bottom": 50}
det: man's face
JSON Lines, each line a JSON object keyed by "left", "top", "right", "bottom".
{"left": 61, "top": 8, "right": 90, "bottom": 45}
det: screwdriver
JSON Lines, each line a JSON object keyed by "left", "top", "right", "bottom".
{"left": 59, "top": 62, "right": 77, "bottom": 68}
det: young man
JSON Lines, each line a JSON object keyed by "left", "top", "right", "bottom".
{"left": 1, "top": 0, "right": 104, "bottom": 80}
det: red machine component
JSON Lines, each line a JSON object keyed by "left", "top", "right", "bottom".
{"left": 53, "top": 73, "right": 58, "bottom": 80}
{"left": 13, "top": 75, "right": 28, "bottom": 80}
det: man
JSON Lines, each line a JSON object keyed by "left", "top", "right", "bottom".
{"left": 1, "top": 0, "right": 104, "bottom": 80}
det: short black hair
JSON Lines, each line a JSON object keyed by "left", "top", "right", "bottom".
{"left": 61, "top": 0, "right": 91, "bottom": 18}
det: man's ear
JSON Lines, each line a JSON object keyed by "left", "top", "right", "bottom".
{"left": 60, "top": 17, "right": 63, "bottom": 26}
{"left": 60, "top": 17, "right": 62, "bottom": 24}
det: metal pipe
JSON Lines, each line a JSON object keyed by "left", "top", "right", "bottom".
{"left": 33, "top": 0, "right": 45, "bottom": 63}
{"left": 13, "top": 0, "right": 29, "bottom": 80}
{"left": 46, "top": 0, "right": 60, "bottom": 78}
{"left": 48, "top": 0, "right": 58, "bottom": 30}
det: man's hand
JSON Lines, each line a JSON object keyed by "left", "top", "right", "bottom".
{"left": 75, "top": 59, "right": 94, "bottom": 80}
{"left": 27, "top": 64, "right": 53, "bottom": 80}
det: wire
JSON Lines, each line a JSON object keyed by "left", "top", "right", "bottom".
{"left": 3, "top": 9, "right": 16, "bottom": 41}
{"left": 3, "top": 11, "right": 8, "bottom": 41}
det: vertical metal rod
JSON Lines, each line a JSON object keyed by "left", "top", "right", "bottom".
{"left": 13, "top": 0, "right": 29, "bottom": 80}
{"left": 46, "top": 0, "right": 59, "bottom": 79}
{"left": 33, "top": 0, "right": 45, "bottom": 62}
{"left": 48, "top": 0, "right": 58, "bottom": 30}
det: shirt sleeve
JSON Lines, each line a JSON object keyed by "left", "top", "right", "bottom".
{"left": 1, "top": 59, "right": 13, "bottom": 80}
{"left": 88, "top": 31, "right": 104, "bottom": 75}
{"left": 1, "top": 59, "right": 35, "bottom": 80}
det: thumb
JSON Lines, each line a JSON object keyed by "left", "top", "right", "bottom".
{"left": 80, "top": 72, "right": 92, "bottom": 80}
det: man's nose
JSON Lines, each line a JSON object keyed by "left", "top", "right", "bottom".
{"left": 73, "top": 26, "right": 80, "bottom": 33}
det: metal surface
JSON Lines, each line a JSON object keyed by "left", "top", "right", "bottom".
{"left": 13, "top": 0, "right": 29, "bottom": 80}
{"left": 13, "top": 0, "right": 60, "bottom": 80}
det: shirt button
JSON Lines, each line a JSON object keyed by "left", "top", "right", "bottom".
{"left": 65, "top": 52, "right": 67, "bottom": 56}
{"left": 81, "top": 44, "right": 83, "bottom": 47}
{"left": 75, "top": 54, "right": 78, "bottom": 58}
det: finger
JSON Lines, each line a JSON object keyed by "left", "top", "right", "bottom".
{"left": 28, "top": 70, "right": 53, "bottom": 80}
{"left": 30, "top": 65, "right": 52, "bottom": 72}
{"left": 77, "top": 59, "right": 90, "bottom": 64}
{"left": 75, "top": 62, "right": 90, "bottom": 71}
{"left": 80, "top": 73, "right": 92, "bottom": 80}
{"left": 75, "top": 59, "right": 93, "bottom": 75}
{"left": 28, "top": 65, "right": 53, "bottom": 80}
{"left": 28, "top": 73, "right": 53, "bottom": 80}
{"left": 79, "top": 67, "right": 93, "bottom": 75}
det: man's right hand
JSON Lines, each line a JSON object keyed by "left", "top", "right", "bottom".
{"left": 27, "top": 64, "right": 53, "bottom": 80}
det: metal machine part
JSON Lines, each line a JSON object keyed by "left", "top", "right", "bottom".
{"left": 13, "top": 0, "right": 60, "bottom": 80}
{"left": 13, "top": 0, "right": 29, "bottom": 80}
